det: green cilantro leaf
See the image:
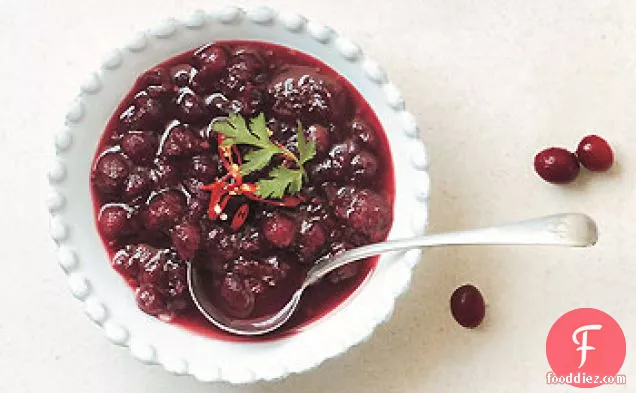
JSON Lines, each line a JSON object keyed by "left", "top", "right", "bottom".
{"left": 296, "top": 120, "right": 316, "bottom": 166}
{"left": 240, "top": 147, "right": 278, "bottom": 175}
{"left": 212, "top": 113, "right": 317, "bottom": 198}
{"left": 255, "top": 167, "right": 304, "bottom": 199}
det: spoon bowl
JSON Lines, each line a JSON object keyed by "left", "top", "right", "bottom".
{"left": 188, "top": 213, "right": 598, "bottom": 336}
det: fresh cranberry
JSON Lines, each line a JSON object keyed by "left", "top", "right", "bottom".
{"left": 123, "top": 166, "right": 153, "bottom": 202}
{"left": 306, "top": 124, "right": 330, "bottom": 155}
{"left": 268, "top": 65, "right": 347, "bottom": 123}
{"left": 136, "top": 284, "right": 167, "bottom": 315}
{"left": 576, "top": 135, "right": 614, "bottom": 172}
{"left": 450, "top": 284, "right": 486, "bottom": 328}
{"left": 187, "top": 155, "right": 218, "bottom": 182}
{"left": 119, "top": 96, "right": 164, "bottom": 131}
{"left": 219, "top": 274, "right": 255, "bottom": 318}
{"left": 142, "top": 190, "right": 186, "bottom": 232}
{"left": 171, "top": 222, "right": 201, "bottom": 260}
{"left": 331, "top": 187, "right": 391, "bottom": 242}
{"left": 262, "top": 212, "right": 297, "bottom": 248}
{"left": 98, "top": 204, "right": 133, "bottom": 241}
{"left": 120, "top": 131, "right": 158, "bottom": 166}
{"left": 534, "top": 147, "right": 580, "bottom": 184}
{"left": 351, "top": 151, "right": 378, "bottom": 180}
{"left": 170, "top": 64, "right": 197, "bottom": 87}
{"left": 92, "top": 152, "right": 130, "bottom": 196}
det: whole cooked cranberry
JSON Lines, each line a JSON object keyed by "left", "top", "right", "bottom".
{"left": 534, "top": 147, "right": 580, "bottom": 184}
{"left": 328, "top": 263, "right": 359, "bottom": 284}
{"left": 244, "top": 277, "right": 265, "bottom": 294}
{"left": 111, "top": 245, "right": 141, "bottom": 280}
{"left": 306, "top": 124, "right": 330, "bottom": 155}
{"left": 219, "top": 48, "right": 267, "bottom": 95}
{"left": 576, "top": 135, "right": 614, "bottom": 172}
{"left": 152, "top": 159, "right": 180, "bottom": 188}
{"left": 170, "top": 64, "right": 197, "bottom": 87}
{"left": 308, "top": 138, "right": 360, "bottom": 181}
{"left": 450, "top": 284, "right": 486, "bottom": 328}
{"left": 202, "top": 224, "right": 240, "bottom": 262}
{"left": 98, "top": 204, "right": 133, "bottom": 241}
{"left": 351, "top": 151, "right": 379, "bottom": 180}
{"left": 173, "top": 90, "right": 207, "bottom": 123}
{"left": 119, "top": 96, "right": 163, "bottom": 131}
{"left": 124, "top": 244, "right": 158, "bottom": 279}
{"left": 238, "top": 226, "right": 263, "bottom": 253}
{"left": 268, "top": 65, "right": 347, "bottom": 123}
{"left": 350, "top": 118, "right": 377, "bottom": 146}
{"left": 123, "top": 166, "right": 153, "bottom": 202}
{"left": 233, "top": 84, "right": 265, "bottom": 116}
{"left": 92, "top": 152, "right": 130, "bottom": 196}
{"left": 298, "top": 222, "right": 327, "bottom": 262}
{"left": 138, "top": 250, "right": 168, "bottom": 286}
{"left": 262, "top": 212, "right": 297, "bottom": 248}
{"left": 171, "top": 222, "right": 201, "bottom": 260}
{"left": 139, "top": 67, "right": 170, "bottom": 87}
{"left": 331, "top": 187, "right": 391, "bottom": 242}
{"left": 259, "top": 255, "right": 291, "bottom": 287}
{"left": 164, "top": 259, "right": 188, "bottom": 307}
{"left": 219, "top": 274, "right": 255, "bottom": 318}
{"left": 186, "top": 195, "right": 207, "bottom": 222}
{"left": 139, "top": 68, "right": 174, "bottom": 100}
{"left": 146, "top": 84, "right": 174, "bottom": 100}
{"left": 187, "top": 155, "right": 218, "bottom": 182}
{"left": 142, "top": 190, "right": 186, "bottom": 232}
{"left": 120, "top": 131, "right": 158, "bottom": 165}
{"left": 193, "top": 43, "right": 229, "bottom": 70}
{"left": 136, "top": 284, "right": 167, "bottom": 316}
{"left": 205, "top": 93, "right": 231, "bottom": 116}
{"left": 161, "top": 125, "right": 209, "bottom": 157}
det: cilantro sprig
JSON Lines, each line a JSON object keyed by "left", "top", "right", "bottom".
{"left": 212, "top": 113, "right": 316, "bottom": 199}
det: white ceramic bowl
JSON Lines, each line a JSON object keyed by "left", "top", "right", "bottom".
{"left": 47, "top": 5, "right": 430, "bottom": 384}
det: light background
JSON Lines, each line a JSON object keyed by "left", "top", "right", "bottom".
{"left": 2, "top": 0, "right": 635, "bottom": 392}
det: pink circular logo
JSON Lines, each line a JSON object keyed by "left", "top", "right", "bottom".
{"left": 546, "top": 308, "right": 626, "bottom": 388}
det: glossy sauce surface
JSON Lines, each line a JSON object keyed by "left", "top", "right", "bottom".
{"left": 90, "top": 41, "right": 395, "bottom": 340}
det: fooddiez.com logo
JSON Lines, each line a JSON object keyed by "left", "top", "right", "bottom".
{"left": 546, "top": 308, "right": 627, "bottom": 388}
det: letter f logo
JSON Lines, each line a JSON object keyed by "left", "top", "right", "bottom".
{"left": 572, "top": 324, "right": 602, "bottom": 368}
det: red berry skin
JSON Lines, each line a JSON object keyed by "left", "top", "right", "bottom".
{"left": 576, "top": 135, "right": 614, "bottom": 172}
{"left": 450, "top": 284, "right": 485, "bottom": 329}
{"left": 534, "top": 147, "right": 580, "bottom": 184}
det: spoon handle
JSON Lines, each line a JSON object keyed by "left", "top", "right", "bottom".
{"left": 304, "top": 213, "right": 597, "bottom": 286}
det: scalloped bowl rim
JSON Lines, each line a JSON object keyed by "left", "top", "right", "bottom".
{"left": 48, "top": 5, "right": 430, "bottom": 384}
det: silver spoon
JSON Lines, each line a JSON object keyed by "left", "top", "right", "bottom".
{"left": 187, "top": 213, "right": 598, "bottom": 336}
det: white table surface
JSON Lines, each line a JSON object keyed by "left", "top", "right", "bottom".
{"left": 2, "top": 0, "right": 635, "bottom": 391}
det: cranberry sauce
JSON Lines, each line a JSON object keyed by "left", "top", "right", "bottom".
{"left": 90, "top": 41, "right": 395, "bottom": 341}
